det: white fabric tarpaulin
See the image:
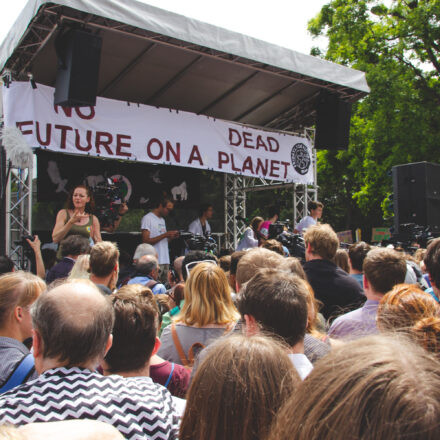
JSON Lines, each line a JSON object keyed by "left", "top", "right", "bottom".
{"left": 3, "top": 82, "right": 314, "bottom": 183}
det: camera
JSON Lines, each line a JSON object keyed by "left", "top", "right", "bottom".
{"left": 268, "top": 221, "right": 305, "bottom": 260}
{"left": 94, "top": 177, "right": 125, "bottom": 228}
{"left": 179, "top": 231, "right": 218, "bottom": 254}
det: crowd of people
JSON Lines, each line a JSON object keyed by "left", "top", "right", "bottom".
{"left": 1, "top": 190, "right": 440, "bottom": 439}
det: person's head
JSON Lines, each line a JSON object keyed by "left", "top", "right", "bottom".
{"left": 377, "top": 283, "right": 440, "bottom": 357}
{"left": 238, "top": 269, "right": 309, "bottom": 347}
{"left": 250, "top": 216, "right": 264, "bottom": 233}
{"left": 199, "top": 203, "right": 213, "bottom": 219}
{"left": 89, "top": 241, "right": 119, "bottom": 278}
{"left": 0, "top": 256, "right": 15, "bottom": 275}
{"left": 262, "top": 239, "right": 284, "bottom": 256}
{"left": 303, "top": 223, "right": 339, "bottom": 261}
{"left": 334, "top": 249, "right": 349, "bottom": 273}
{"left": 60, "top": 235, "right": 90, "bottom": 258}
{"left": 180, "top": 334, "right": 300, "bottom": 440}
{"left": 425, "top": 238, "right": 440, "bottom": 290}
{"left": 181, "top": 250, "right": 218, "bottom": 281}
{"left": 269, "top": 334, "right": 440, "bottom": 440}
{"left": 0, "top": 271, "right": 45, "bottom": 340}
{"left": 363, "top": 248, "right": 407, "bottom": 295}
{"left": 67, "top": 254, "right": 90, "bottom": 280}
{"left": 219, "top": 255, "right": 231, "bottom": 272}
{"left": 413, "top": 248, "right": 426, "bottom": 265}
{"left": 348, "top": 241, "right": 371, "bottom": 272}
{"left": 168, "top": 256, "right": 184, "bottom": 285}
{"left": 66, "top": 185, "right": 95, "bottom": 213}
{"left": 236, "top": 248, "right": 284, "bottom": 289}
{"left": 153, "top": 198, "right": 174, "bottom": 217}
{"left": 178, "top": 262, "right": 240, "bottom": 327}
{"left": 118, "top": 250, "right": 131, "bottom": 270}
{"left": 135, "top": 255, "right": 159, "bottom": 280}
{"left": 281, "top": 257, "right": 307, "bottom": 280}
{"left": 267, "top": 205, "right": 279, "bottom": 220}
{"left": 31, "top": 279, "right": 114, "bottom": 371}
{"left": 133, "top": 243, "right": 157, "bottom": 263}
{"left": 103, "top": 284, "right": 159, "bottom": 375}
{"left": 308, "top": 201, "right": 323, "bottom": 219}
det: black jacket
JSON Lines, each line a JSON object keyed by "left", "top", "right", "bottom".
{"left": 304, "top": 259, "right": 365, "bottom": 322}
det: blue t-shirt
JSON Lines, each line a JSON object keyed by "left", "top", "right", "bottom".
{"left": 128, "top": 276, "right": 166, "bottom": 294}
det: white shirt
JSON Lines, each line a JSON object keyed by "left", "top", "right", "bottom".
{"left": 236, "top": 227, "right": 259, "bottom": 251}
{"left": 188, "top": 218, "right": 211, "bottom": 236}
{"left": 141, "top": 212, "right": 169, "bottom": 265}
{"left": 288, "top": 353, "right": 313, "bottom": 380}
{"left": 295, "top": 215, "right": 317, "bottom": 234}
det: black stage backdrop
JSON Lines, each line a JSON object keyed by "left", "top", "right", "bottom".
{"left": 36, "top": 150, "right": 200, "bottom": 209}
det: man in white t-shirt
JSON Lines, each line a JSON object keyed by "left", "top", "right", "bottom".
{"left": 141, "top": 199, "right": 179, "bottom": 282}
{"left": 294, "top": 201, "right": 323, "bottom": 234}
{"left": 188, "top": 203, "right": 213, "bottom": 236}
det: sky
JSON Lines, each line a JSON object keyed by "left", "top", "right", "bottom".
{"left": 0, "top": 0, "right": 329, "bottom": 54}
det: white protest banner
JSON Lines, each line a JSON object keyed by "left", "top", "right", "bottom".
{"left": 2, "top": 82, "right": 314, "bottom": 183}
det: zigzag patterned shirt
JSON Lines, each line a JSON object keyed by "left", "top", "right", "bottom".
{"left": 0, "top": 367, "right": 179, "bottom": 440}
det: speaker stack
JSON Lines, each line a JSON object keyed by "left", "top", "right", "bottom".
{"left": 54, "top": 28, "right": 102, "bottom": 107}
{"left": 392, "top": 162, "right": 440, "bottom": 234}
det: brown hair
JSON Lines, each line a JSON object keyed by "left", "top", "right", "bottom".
{"left": 236, "top": 247, "right": 284, "bottom": 287}
{"left": 348, "top": 241, "right": 371, "bottom": 272}
{"left": 89, "top": 241, "right": 119, "bottom": 277}
{"left": 0, "top": 271, "right": 45, "bottom": 329}
{"left": 177, "top": 262, "right": 240, "bottom": 326}
{"left": 237, "top": 269, "right": 308, "bottom": 346}
{"left": 229, "top": 250, "right": 247, "bottom": 276}
{"left": 334, "top": 249, "right": 349, "bottom": 273}
{"left": 378, "top": 283, "right": 440, "bottom": 357}
{"left": 180, "top": 334, "right": 300, "bottom": 440}
{"left": 425, "top": 238, "right": 440, "bottom": 288}
{"left": 262, "top": 239, "right": 284, "bottom": 256}
{"left": 250, "top": 216, "right": 264, "bottom": 233}
{"left": 308, "top": 201, "right": 323, "bottom": 211}
{"left": 363, "top": 248, "right": 407, "bottom": 294}
{"left": 281, "top": 257, "right": 307, "bottom": 280}
{"left": 105, "top": 284, "right": 158, "bottom": 373}
{"left": 303, "top": 223, "right": 338, "bottom": 260}
{"left": 31, "top": 279, "right": 114, "bottom": 366}
{"left": 269, "top": 334, "right": 440, "bottom": 440}
{"left": 219, "top": 255, "right": 231, "bottom": 272}
{"left": 66, "top": 185, "right": 95, "bottom": 213}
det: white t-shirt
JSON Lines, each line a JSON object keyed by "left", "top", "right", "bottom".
{"left": 141, "top": 212, "right": 169, "bottom": 265}
{"left": 188, "top": 218, "right": 211, "bottom": 236}
{"left": 288, "top": 353, "right": 313, "bottom": 380}
{"left": 295, "top": 215, "right": 317, "bottom": 234}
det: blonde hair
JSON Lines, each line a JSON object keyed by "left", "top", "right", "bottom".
{"left": 177, "top": 262, "right": 240, "bottom": 326}
{"left": 68, "top": 254, "right": 90, "bottom": 280}
{"left": 0, "top": 271, "right": 45, "bottom": 328}
{"left": 303, "top": 223, "right": 339, "bottom": 260}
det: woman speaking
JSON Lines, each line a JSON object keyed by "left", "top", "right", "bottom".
{"left": 52, "top": 185, "right": 102, "bottom": 256}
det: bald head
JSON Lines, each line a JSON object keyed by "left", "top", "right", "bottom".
{"left": 136, "top": 255, "right": 159, "bottom": 277}
{"left": 31, "top": 280, "right": 114, "bottom": 366}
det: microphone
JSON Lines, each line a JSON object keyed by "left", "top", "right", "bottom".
{"left": 235, "top": 215, "right": 248, "bottom": 223}
{"left": 1, "top": 126, "right": 33, "bottom": 168}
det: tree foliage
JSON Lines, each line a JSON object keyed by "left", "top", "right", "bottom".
{"left": 309, "top": 0, "right": 440, "bottom": 236}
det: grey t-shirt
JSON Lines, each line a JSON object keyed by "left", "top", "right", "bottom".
{"left": 0, "top": 337, "right": 38, "bottom": 388}
{"left": 158, "top": 324, "right": 233, "bottom": 365}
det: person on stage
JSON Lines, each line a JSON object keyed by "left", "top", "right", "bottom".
{"left": 259, "top": 206, "right": 279, "bottom": 240}
{"left": 141, "top": 198, "right": 179, "bottom": 283}
{"left": 52, "top": 185, "right": 102, "bottom": 258}
{"left": 188, "top": 203, "right": 213, "bottom": 236}
{"left": 236, "top": 216, "right": 264, "bottom": 251}
{"left": 294, "top": 201, "right": 324, "bottom": 234}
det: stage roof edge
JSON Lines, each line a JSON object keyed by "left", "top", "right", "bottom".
{"left": 0, "top": 0, "right": 370, "bottom": 94}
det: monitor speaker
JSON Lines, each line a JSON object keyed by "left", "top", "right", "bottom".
{"left": 392, "top": 162, "right": 440, "bottom": 234}
{"left": 315, "top": 91, "right": 352, "bottom": 150}
{"left": 54, "top": 28, "right": 102, "bottom": 107}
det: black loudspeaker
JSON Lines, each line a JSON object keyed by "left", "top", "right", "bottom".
{"left": 392, "top": 162, "right": 440, "bottom": 234}
{"left": 315, "top": 92, "right": 352, "bottom": 150}
{"left": 54, "top": 28, "right": 102, "bottom": 107}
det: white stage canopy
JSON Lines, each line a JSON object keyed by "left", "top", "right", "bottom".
{"left": 0, "top": 0, "right": 369, "bottom": 133}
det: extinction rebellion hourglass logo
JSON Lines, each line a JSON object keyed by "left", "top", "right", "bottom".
{"left": 290, "top": 143, "right": 311, "bottom": 175}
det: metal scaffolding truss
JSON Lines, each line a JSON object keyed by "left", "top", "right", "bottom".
{"left": 6, "top": 167, "right": 32, "bottom": 270}
{"left": 223, "top": 129, "right": 318, "bottom": 250}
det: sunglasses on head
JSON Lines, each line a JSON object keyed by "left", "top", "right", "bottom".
{"left": 185, "top": 259, "right": 217, "bottom": 278}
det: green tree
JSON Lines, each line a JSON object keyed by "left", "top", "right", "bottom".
{"left": 309, "top": 0, "right": 440, "bottom": 238}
